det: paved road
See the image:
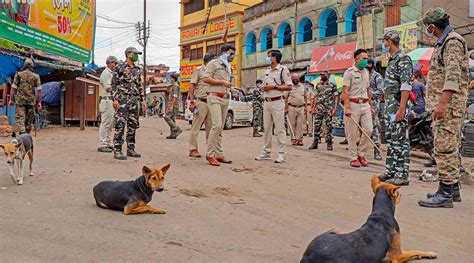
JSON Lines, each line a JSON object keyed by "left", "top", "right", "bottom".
{"left": 0, "top": 118, "right": 472, "bottom": 262}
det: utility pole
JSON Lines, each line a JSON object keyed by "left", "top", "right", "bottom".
{"left": 136, "top": 0, "right": 150, "bottom": 101}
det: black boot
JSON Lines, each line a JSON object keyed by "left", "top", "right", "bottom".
{"left": 327, "top": 143, "right": 333, "bottom": 151}
{"left": 308, "top": 141, "right": 318, "bottom": 150}
{"left": 253, "top": 131, "right": 262, "bottom": 137}
{"left": 418, "top": 182, "right": 454, "bottom": 208}
{"left": 427, "top": 182, "right": 461, "bottom": 202}
{"left": 339, "top": 139, "right": 348, "bottom": 145}
{"left": 423, "top": 157, "right": 436, "bottom": 167}
{"left": 114, "top": 151, "right": 127, "bottom": 160}
{"left": 127, "top": 149, "right": 141, "bottom": 158}
{"left": 374, "top": 148, "right": 382, "bottom": 160}
{"left": 378, "top": 173, "right": 392, "bottom": 182}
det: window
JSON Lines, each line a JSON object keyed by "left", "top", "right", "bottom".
{"left": 345, "top": 4, "right": 357, "bottom": 33}
{"left": 297, "top": 17, "right": 313, "bottom": 43}
{"left": 319, "top": 8, "right": 338, "bottom": 38}
{"left": 206, "top": 41, "right": 235, "bottom": 55}
{"left": 209, "top": 0, "right": 219, "bottom": 7}
{"left": 184, "top": 0, "right": 204, "bottom": 15}
{"left": 182, "top": 46, "right": 190, "bottom": 60}
{"left": 277, "top": 22, "right": 292, "bottom": 48}
{"left": 260, "top": 27, "right": 273, "bottom": 51}
{"left": 245, "top": 32, "right": 256, "bottom": 54}
{"left": 190, "top": 47, "right": 203, "bottom": 61}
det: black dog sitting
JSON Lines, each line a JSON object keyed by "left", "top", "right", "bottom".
{"left": 300, "top": 176, "right": 437, "bottom": 263}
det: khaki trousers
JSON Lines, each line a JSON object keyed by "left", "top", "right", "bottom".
{"left": 288, "top": 105, "right": 305, "bottom": 141}
{"left": 262, "top": 99, "right": 286, "bottom": 155}
{"left": 98, "top": 99, "right": 115, "bottom": 147}
{"left": 189, "top": 100, "right": 211, "bottom": 151}
{"left": 343, "top": 102, "right": 373, "bottom": 160}
{"left": 207, "top": 95, "right": 229, "bottom": 158}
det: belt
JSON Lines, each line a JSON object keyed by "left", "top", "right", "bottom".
{"left": 197, "top": 97, "right": 207, "bottom": 103}
{"left": 265, "top": 96, "right": 283, "bottom": 102}
{"left": 288, "top": 103, "right": 304, "bottom": 108}
{"left": 349, "top": 98, "right": 369, "bottom": 104}
{"left": 207, "top": 92, "right": 225, "bottom": 98}
{"left": 99, "top": 96, "right": 114, "bottom": 100}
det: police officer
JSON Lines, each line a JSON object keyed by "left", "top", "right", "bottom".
{"left": 378, "top": 31, "right": 413, "bottom": 186}
{"left": 255, "top": 49, "right": 292, "bottom": 164}
{"left": 309, "top": 71, "right": 338, "bottom": 151}
{"left": 98, "top": 56, "right": 118, "bottom": 153}
{"left": 285, "top": 73, "right": 308, "bottom": 146}
{"left": 367, "top": 59, "right": 384, "bottom": 160}
{"left": 9, "top": 58, "right": 42, "bottom": 135}
{"left": 418, "top": 7, "right": 469, "bottom": 208}
{"left": 188, "top": 52, "right": 215, "bottom": 157}
{"left": 164, "top": 73, "right": 183, "bottom": 139}
{"left": 203, "top": 44, "right": 235, "bottom": 166}
{"left": 111, "top": 47, "right": 146, "bottom": 160}
{"left": 252, "top": 79, "right": 264, "bottom": 137}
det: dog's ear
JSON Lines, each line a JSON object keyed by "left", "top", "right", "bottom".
{"left": 388, "top": 185, "right": 401, "bottom": 198}
{"left": 15, "top": 141, "right": 23, "bottom": 149}
{"left": 161, "top": 164, "right": 171, "bottom": 175}
{"left": 142, "top": 166, "right": 152, "bottom": 176}
{"left": 0, "top": 144, "right": 4, "bottom": 149}
{"left": 371, "top": 175, "right": 381, "bottom": 194}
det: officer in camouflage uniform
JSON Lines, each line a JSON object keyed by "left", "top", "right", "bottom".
{"left": 367, "top": 59, "right": 384, "bottom": 160}
{"left": 418, "top": 7, "right": 469, "bottom": 208}
{"left": 309, "top": 71, "right": 338, "bottom": 151}
{"left": 111, "top": 47, "right": 147, "bottom": 160}
{"left": 379, "top": 31, "right": 414, "bottom": 186}
{"left": 9, "top": 58, "right": 42, "bottom": 135}
{"left": 164, "top": 73, "right": 183, "bottom": 139}
{"left": 252, "top": 79, "right": 264, "bottom": 137}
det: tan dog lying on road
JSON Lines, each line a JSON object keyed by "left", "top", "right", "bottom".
{"left": 0, "top": 134, "right": 34, "bottom": 185}
{"left": 93, "top": 164, "right": 170, "bottom": 215}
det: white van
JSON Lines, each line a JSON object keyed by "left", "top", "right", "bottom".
{"left": 185, "top": 88, "right": 253, "bottom": 129}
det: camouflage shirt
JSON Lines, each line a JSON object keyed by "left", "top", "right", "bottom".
{"left": 12, "top": 69, "right": 41, "bottom": 105}
{"left": 111, "top": 62, "right": 143, "bottom": 102}
{"left": 384, "top": 49, "right": 413, "bottom": 99}
{"left": 251, "top": 87, "right": 264, "bottom": 109}
{"left": 370, "top": 71, "right": 384, "bottom": 99}
{"left": 426, "top": 25, "right": 469, "bottom": 115}
{"left": 167, "top": 81, "right": 181, "bottom": 111}
{"left": 315, "top": 81, "right": 338, "bottom": 111}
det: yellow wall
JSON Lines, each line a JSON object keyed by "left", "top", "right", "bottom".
{"left": 179, "top": 0, "right": 262, "bottom": 92}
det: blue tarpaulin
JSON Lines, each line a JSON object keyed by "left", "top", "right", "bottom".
{"left": 40, "top": 81, "right": 62, "bottom": 106}
{"left": 0, "top": 53, "right": 55, "bottom": 84}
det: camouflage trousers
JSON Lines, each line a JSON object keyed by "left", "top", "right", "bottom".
{"left": 433, "top": 109, "right": 463, "bottom": 184}
{"left": 113, "top": 100, "right": 139, "bottom": 153}
{"left": 371, "top": 98, "right": 382, "bottom": 147}
{"left": 164, "top": 109, "right": 180, "bottom": 133}
{"left": 313, "top": 109, "right": 333, "bottom": 144}
{"left": 252, "top": 106, "right": 263, "bottom": 133}
{"left": 15, "top": 104, "right": 35, "bottom": 134}
{"left": 384, "top": 97, "right": 410, "bottom": 179}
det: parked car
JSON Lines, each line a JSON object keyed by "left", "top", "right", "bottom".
{"left": 185, "top": 88, "right": 253, "bottom": 129}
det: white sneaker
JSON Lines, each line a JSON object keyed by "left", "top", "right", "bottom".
{"left": 255, "top": 153, "right": 271, "bottom": 161}
{"left": 275, "top": 154, "right": 286, "bottom": 164}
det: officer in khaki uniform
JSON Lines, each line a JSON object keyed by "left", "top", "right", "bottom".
{"left": 188, "top": 52, "right": 215, "bottom": 158}
{"left": 97, "top": 56, "right": 118, "bottom": 153}
{"left": 342, "top": 49, "right": 373, "bottom": 168}
{"left": 418, "top": 7, "right": 469, "bottom": 208}
{"left": 255, "top": 50, "right": 293, "bottom": 163}
{"left": 9, "top": 58, "right": 42, "bottom": 135}
{"left": 203, "top": 44, "right": 235, "bottom": 166}
{"left": 285, "top": 73, "right": 307, "bottom": 146}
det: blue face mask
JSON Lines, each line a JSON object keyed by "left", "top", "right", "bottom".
{"left": 382, "top": 42, "right": 390, "bottom": 53}
{"left": 425, "top": 25, "right": 435, "bottom": 37}
{"left": 265, "top": 56, "right": 272, "bottom": 65}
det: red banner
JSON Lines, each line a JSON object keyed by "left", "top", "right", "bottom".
{"left": 309, "top": 42, "right": 357, "bottom": 73}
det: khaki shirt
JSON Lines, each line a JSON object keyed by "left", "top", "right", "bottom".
{"left": 286, "top": 83, "right": 307, "bottom": 106}
{"left": 203, "top": 59, "right": 231, "bottom": 94}
{"left": 190, "top": 65, "right": 208, "bottom": 99}
{"left": 99, "top": 67, "right": 113, "bottom": 97}
{"left": 343, "top": 64, "right": 370, "bottom": 99}
{"left": 264, "top": 64, "right": 292, "bottom": 98}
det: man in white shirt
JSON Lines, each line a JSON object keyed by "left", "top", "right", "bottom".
{"left": 98, "top": 56, "right": 118, "bottom": 152}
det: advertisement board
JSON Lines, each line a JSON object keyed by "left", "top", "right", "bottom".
{"left": 309, "top": 41, "right": 357, "bottom": 73}
{"left": 381, "top": 22, "right": 418, "bottom": 67}
{"left": 0, "top": 0, "right": 96, "bottom": 63}
{"left": 181, "top": 15, "right": 239, "bottom": 44}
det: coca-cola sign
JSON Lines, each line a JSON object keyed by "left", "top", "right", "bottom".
{"left": 309, "top": 42, "right": 356, "bottom": 73}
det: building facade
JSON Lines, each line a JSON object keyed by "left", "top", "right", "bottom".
{"left": 179, "top": 0, "right": 262, "bottom": 94}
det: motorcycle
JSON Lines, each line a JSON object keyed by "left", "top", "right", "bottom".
{"left": 408, "top": 110, "right": 435, "bottom": 165}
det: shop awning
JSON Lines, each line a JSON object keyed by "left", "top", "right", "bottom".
{"left": 309, "top": 41, "right": 357, "bottom": 73}
{"left": 407, "top": 48, "right": 433, "bottom": 76}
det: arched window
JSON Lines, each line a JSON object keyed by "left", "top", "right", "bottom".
{"left": 319, "top": 8, "right": 338, "bottom": 38}
{"left": 260, "top": 27, "right": 273, "bottom": 52}
{"left": 245, "top": 32, "right": 256, "bottom": 54}
{"left": 345, "top": 3, "right": 357, "bottom": 33}
{"left": 297, "top": 17, "right": 313, "bottom": 43}
{"left": 277, "top": 22, "right": 292, "bottom": 47}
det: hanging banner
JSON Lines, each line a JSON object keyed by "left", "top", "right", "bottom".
{"left": 309, "top": 41, "right": 357, "bottom": 73}
{"left": 381, "top": 22, "right": 418, "bottom": 67}
{"left": 0, "top": 0, "right": 96, "bottom": 63}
